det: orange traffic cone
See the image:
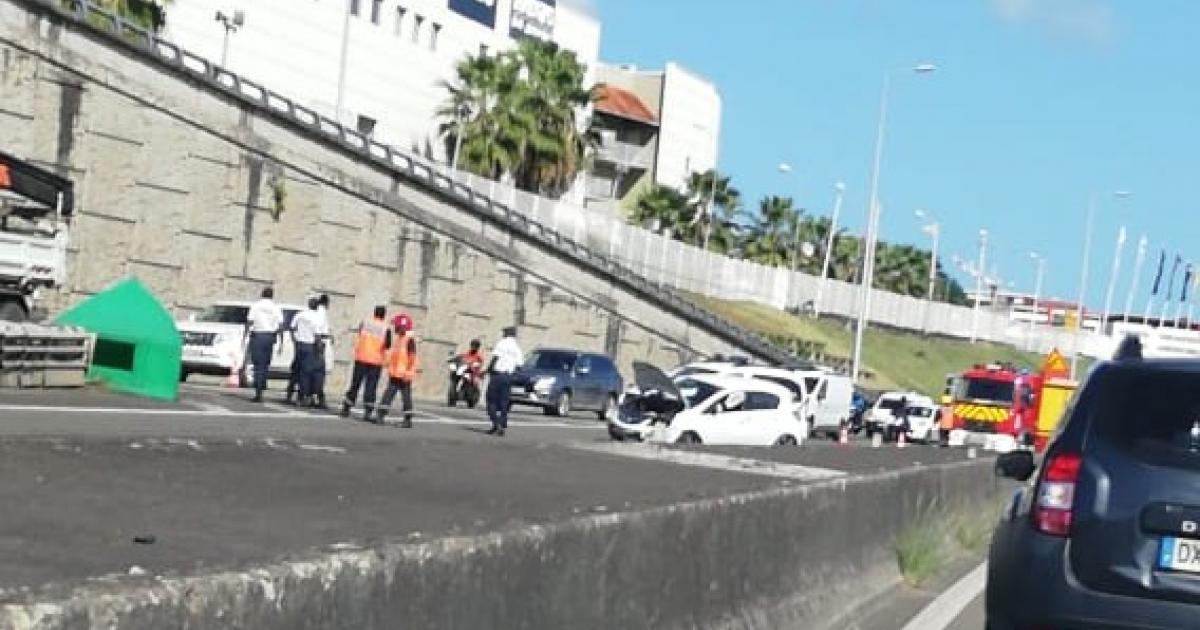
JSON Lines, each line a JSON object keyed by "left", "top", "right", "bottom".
{"left": 897, "top": 430, "right": 907, "bottom": 449}
{"left": 838, "top": 425, "right": 849, "bottom": 446}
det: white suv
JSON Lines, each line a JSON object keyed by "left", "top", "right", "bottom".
{"left": 177, "top": 300, "right": 303, "bottom": 383}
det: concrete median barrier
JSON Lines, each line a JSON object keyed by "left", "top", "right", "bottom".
{"left": 0, "top": 459, "right": 998, "bottom": 630}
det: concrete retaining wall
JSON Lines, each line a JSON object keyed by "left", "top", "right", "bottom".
{"left": 0, "top": 459, "right": 998, "bottom": 630}
{"left": 0, "top": 0, "right": 785, "bottom": 399}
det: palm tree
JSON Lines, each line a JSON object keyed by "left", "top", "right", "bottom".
{"left": 437, "top": 54, "right": 525, "bottom": 180}
{"left": 629, "top": 185, "right": 689, "bottom": 236}
{"left": 744, "top": 196, "right": 800, "bottom": 267}
{"left": 509, "top": 39, "right": 594, "bottom": 197}
{"left": 684, "top": 169, "right": 741, "bottom": 250}
{"left": 437, "top": 40, "right": 594, "bottom": 197}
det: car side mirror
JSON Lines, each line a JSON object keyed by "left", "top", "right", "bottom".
{"left": 995, "top": 450, "right": 1036, "bottom": 482}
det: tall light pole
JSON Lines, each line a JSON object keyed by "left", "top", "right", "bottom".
{"left": 1123, "top": 235, "right": 1148, "bottom": 324}
{"left": 334, "top": 0, "right": 354, "bottom": 122}
{"left": 1099, "top": 191, "right": 1131, "bottom": 333}
{"left": 214, "top": 9, "right": 244, "bottom": 68}
{"left": 1070, "top": 194, "right": 1097, "bottom": 379}
{"left": 813, "top": 182, "right": 846, "bottom": 318}
{"left": 1027, "top": 252, "right": 1046, "bottom": 351}
{"left": 850, "top": 62, "right": 936, "bottom": 383}
{"left": 970, "top": 228, "right": 989, "bottom": 343}
{"left": 915, "top": 209, "right": 940, "bottom": 333}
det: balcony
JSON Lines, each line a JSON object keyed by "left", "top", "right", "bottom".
{"left": 594, "top": 138, "right": 654, "bottom": 171}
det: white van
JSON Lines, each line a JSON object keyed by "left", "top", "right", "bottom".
{"left": 804, "top": 371, "right": 855, "bottom": 438}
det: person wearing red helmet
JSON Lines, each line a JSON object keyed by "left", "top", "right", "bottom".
{"left": 376, "top": 312, "right": 419, "bottom": 427}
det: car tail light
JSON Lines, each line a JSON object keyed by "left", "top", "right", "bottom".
{"left": 1033, "top": 452, "right": 1082, "bottom": 537}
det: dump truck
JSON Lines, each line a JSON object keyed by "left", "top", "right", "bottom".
{"left": 0, "top": 150, "right": 74, "bottom": 322}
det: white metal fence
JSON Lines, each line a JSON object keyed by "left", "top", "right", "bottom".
{"left": 446, "top": 168, "right": 1081, "bottom": 357}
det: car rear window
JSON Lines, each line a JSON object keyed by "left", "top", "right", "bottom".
{"left": 1091, "top": 368, "right": 1200, "bottom": 467}
{"left": 527, "top": 350, "right": 576, "bottom": 372}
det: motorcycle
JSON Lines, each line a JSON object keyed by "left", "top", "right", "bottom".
{"left": 446, "top": 355, "right": 482, "bottom": 408}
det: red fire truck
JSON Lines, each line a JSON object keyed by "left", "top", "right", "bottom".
{"left": 950, "top": 350, "right": 1075, "bottom": 452}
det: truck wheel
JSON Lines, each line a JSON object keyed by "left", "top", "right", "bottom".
{"left": 0, "top": 300, "right": 27, "bottom": 322}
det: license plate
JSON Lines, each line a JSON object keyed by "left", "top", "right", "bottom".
{"left": 1159, "top": 537, "right": 1200, "bottom": 573}
{"left": 510, "top": 387, "right": 526, "bottom": 395}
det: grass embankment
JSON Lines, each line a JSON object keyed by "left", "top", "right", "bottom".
{"left": 895, "top": 497, "right": 1006, "bottom": 587}
{"left": 693, "top": 296, "right": 1048, "bottom": 396}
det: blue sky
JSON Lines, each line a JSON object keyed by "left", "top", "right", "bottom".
{"left": 591, "top": 0, "right": 1200, "bottom": 308}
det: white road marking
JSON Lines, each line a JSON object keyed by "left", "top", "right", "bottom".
{"left": 899, "top": 562, "right": 987, "bottom": 630}
{"left": 569, "top": 442, "right": 848, "bottom": 481}
{"left": 0, "top": 404, "right": 602, "bottom": 430}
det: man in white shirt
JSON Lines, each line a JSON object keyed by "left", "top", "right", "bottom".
{"left": 485, "top": 326, "right": 524, "bottom": 436}
{"left": 245, "top": 287, "right": 284, "bottom": 402}
{"left": 289, "top": 297, "right": 322, "bottom": 407}
{"left": 312, "top": 294, "right": 333, "bottom": 408}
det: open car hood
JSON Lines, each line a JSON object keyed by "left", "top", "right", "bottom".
{"left": 633, "top": 361, "right": 681, "bottom": 400}
{"left": 617, "top": 362, "right": 685, "bottom": 424}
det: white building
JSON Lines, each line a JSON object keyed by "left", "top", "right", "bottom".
{"left": 587, "top": 62, "right": 722, "bottom": 211}
{"left": 164, "top": 0, "right": 601, "bottom": 161}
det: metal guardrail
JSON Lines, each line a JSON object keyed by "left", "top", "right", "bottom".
{"left": 0, "top": 321, "right": 94, "bottom": 387}
{"left": 23, "top": 0, "right": 800, "bottom": 366}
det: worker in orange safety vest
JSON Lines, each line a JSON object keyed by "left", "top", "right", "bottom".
{"left": 937, "top": 394, "right": 956, "bottom": 447}
{"left": 339, "top": 305, "right": 391, "bottom": 420}
{"left": 376, "top": 313, "right": 419, "bottom": 427}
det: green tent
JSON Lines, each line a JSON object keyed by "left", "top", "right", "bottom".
{"left": 56, "top": 277, "right": 181, "bottom": 401}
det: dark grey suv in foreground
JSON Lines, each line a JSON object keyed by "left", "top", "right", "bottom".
{"left": 509, "top": 348, "right": 623, "bottom": 418}
{"left": 988, "top": 353, "right": 1200, "bottom": 629}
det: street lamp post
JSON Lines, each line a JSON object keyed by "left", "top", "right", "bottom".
{"left": 850, "top": 63, "right": 935, "bottom": 384}
{"left": 450, "top": 103, "right": 470, "bottom": 181}
{"left": 1027, "top": 252, "right": 1046, "bottom": 351}
{"left": 915, "top": 209, "right": 940, "bottom": 334}
{"left": 214, "top": 9, "right": 244, "bottom": 68}
{"left": 1070, "top": 194, "right": 1097, "bottom": 379}
{"left": 334, "top": 0, "right": 353, "bottom": 122}
{"left": 970, "top": 228, "right": 989, "bottom": 343}
{"left": 813, "top": 182, "right": 846, "bottom": 318}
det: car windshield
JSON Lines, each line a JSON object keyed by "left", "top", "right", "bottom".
{"left": 197, "top": 305, "right": 248, "bottom": 324}
{"left": 907, "top": 406, "right": 935, "bottom": 418}
{"left": 878, "top": 398, "right": 906, "bottom": 410}
{"left": 1092, "top": 368, "right": 1200, "bottom": 468}
{"left": 526, "top": 350, "right": 577, "bottom": 372}
{"left": 960, "top": 378, "right": 1014, "bottom": 406}
{"left": 676, "top": 378, "right": 720, "bottom": 409}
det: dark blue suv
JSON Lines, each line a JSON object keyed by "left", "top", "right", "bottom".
{"left": 988, "top": 352, "right": 1200, "bottom": 629}
{"left": 509, "top": 348, "right": 623, "bottom": 419}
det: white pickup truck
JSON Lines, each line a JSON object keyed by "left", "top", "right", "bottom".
{"left": 0, "top": 151, "right": 72, "bottom": 322}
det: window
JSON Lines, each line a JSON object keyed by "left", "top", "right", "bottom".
{"left": 817, "top": 381, "right": 829, "bottom": 401}
{"left": 576, "top": 356, "right": 592, "bottom": 374}
{"left": 412, "top": 14, "right": 423, "bottom": 44}
{"left": 755, "top": 376, "right": 802, "bottom": 403}
{"left": 525, "top": 350, "right": 576, "bottom": 372}
{"left": 1091, "top": 368, "right": 1200, "bottom": 468}
{"left": 350, "top": 0, "right": 360, "bottom": 17}
{"left": 959, "top": 378, "right": 1015, "bottom": 405}
{"left": 394, "top": 6, "right": 407, "bottom": 36}
{"left": 744, "top": 392, "right": 780, "bottom": 411}
{"left": 677, "top": 379, "right": 719, "bottom": 410}
{"left": 370, "top": 0, "right": 382, "bottom": 24}
{"left": 804, "top": 377, "right": 821, "bottom": 397}
{"left": 430, "top": 22, "right": 441, "bottom": 51}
